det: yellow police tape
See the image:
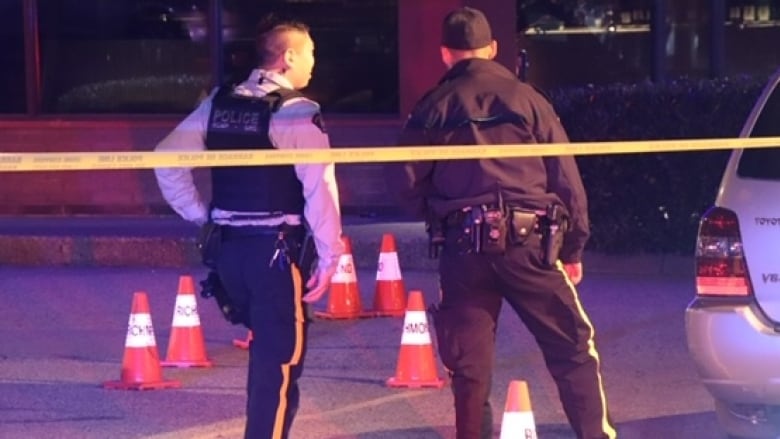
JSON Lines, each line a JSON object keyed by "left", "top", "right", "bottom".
{"left": 0, "top": 136, "right": 778, "bottom": 172}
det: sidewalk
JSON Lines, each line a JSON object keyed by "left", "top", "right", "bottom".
{"left": 0, "top": 215, "right": 693, "bottom": 276}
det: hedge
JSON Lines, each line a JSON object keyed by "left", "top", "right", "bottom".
{"left": 548, "top": 75, "right": 768, "bottom": 254}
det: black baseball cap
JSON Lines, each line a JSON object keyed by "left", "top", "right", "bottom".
{"left": 441, "top": 7, "right": 493, "bottom": 50}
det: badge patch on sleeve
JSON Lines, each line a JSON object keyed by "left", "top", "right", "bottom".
{"left": 312, "top": 113, "right": 327, "bottom": 133}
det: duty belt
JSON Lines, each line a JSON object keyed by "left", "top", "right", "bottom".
{"left": 444, "top": 205, "right": 545, "bottom": 227}
{"left": 436, "top": 204, "right": 561, "bottom": 258}
{"left": 220, "top": 223, "right": 303, "bottom": 240}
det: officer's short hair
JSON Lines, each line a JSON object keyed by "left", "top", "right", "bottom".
{"left": 441, "top": 7, "right": 493, "bottom": 50}
{"left": 255, "top": 14, "right": 310, "bottom": 67}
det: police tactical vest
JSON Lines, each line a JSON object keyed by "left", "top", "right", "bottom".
{"left": 205, "top": 87, "right": 305, "bottom": 214}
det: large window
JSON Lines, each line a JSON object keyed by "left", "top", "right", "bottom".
{"left": 664, "top": 0, "right": 711, "bottom": 79}
{"left": 724, "top": 0, "right": 780, "bottom": 78}
{"left": 1, "top": 1, "right": 26, "bottom": 113}
{"left": 221, "top": 0, "right": 398, "bottom": 113}
{"left": 517, "top": 0, "right": 653, "bottom": 90}
{"left": 38, "top": 0, "right": 211, "bottom": 113}
{"left": 8, "top": 0, "right": 777, "bottom": 117}
{"left": 32, "top": 0, "right": 397, "bottom": 114}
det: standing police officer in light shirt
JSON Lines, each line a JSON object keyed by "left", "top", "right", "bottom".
{"left": 389, "top": 7, "right": 617, "bottom": 439}
{"left": 154, "top": 15, "right": 344, "bottom": 439}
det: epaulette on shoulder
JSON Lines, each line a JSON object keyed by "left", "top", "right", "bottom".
{"left": 265, "top": 89, "right": 307, "bottom": 113}
{"left": 268, "top": 90, "right": 325, "bottom": 133}
{"left": 214, "top": 85, "right": 236, "bottom": 99}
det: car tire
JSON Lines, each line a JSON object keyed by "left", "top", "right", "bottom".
{"left": 715, "top": 400, "right": 780, "bottom": 439}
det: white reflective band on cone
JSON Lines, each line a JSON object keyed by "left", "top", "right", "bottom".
{"left": 125, "top": 313, "right": 156, "bottom": 348}
{"left": 377, "top": 252, "right": 402, "bottom": 281}
{"left": 400, "top": 311, "right": 431, "bottom": 345}
{"left": 499, "top": 412, "right": 537, "bottom": 439}
{"left": 172, "top": 294, "right": 201, "bottom": 328}
{"left": 331, "top": 254, "right": 357, "bottom": 283}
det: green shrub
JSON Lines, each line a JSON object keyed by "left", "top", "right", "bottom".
{"left": 548, "top": 75, "right": 767, "bottom": 254}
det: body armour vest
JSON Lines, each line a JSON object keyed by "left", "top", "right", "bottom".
{"left": 205, "top": 86, "right": 305, "bottom": 214}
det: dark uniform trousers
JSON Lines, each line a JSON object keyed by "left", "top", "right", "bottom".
{"left": 217, "top": 230, "right": 308, "bottom": 439}
{"left": 434, "top": 233, "right": 616, "bottom": 439}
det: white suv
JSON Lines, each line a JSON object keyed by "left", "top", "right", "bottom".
{"left": 686, "top": 67, "right": 780, "bottom": 439}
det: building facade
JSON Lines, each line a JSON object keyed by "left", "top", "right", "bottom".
{"left": 1, "top": 0, "right": 778, "bottom": 214}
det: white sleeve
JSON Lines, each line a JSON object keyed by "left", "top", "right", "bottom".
{"left": 270, "top": 98, "right": 345, "bottom": 272}
{"left": 153, "top": 96, "right": 212, "bottom": 224}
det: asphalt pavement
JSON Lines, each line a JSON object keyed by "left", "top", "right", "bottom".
{"left": 0, "top": 264, "right": 725, "bottom": 439}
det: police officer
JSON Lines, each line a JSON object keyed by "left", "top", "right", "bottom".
{"left": 154, "top": 16, "right": 344, "bottom": 439}
{"left": 389, "top": 7, "right": 616, "bottom": 439}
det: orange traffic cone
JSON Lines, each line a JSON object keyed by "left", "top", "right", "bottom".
{"left": 161, "top": 275, "right": 212, "bottom": 367}
{"left": 104, "top": 291, "right": 180, "bottom": 390}
{"left": 233, "top": 330, "right": 253, "bottom": 350}
{"left": 315, "top": 235, "right": 371, "bottom": 319}
{"left": 386, "top": 290, "right": 445, "bottom": 389}
{"left": 499, "top": 380, "right": 537, "bottom": 439}
{"left": 372, "top": 234, "right": 407, "bottom": 317}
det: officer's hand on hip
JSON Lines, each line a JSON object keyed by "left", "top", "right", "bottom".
{"left": 563, "top": 262, "right": 583, "bottom": 285}
{"left": 302, "top": 265, "right": 337, "bottom": 303}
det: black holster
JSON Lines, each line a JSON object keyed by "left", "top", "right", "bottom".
{"left": 200, "top": 271, "right": 249, "bottom": 326}
{"left": 197, "top": 222, "right": 222, "bottom": 269}
{"left": 426, "top": 209, "right": 446, "bottom": 259}
{"left": 196, "top": 222, "right": 250, "bottom": 325}
{"left": 539, "top": 204, "right": 569, "bottom": 267}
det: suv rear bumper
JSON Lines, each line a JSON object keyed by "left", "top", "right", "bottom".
{"left": 686, "top": 299, "right": 780, "bottom": 404}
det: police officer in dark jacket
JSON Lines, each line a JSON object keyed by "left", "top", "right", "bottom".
{"left": 389, "top": 7, "right": 616, "bottom": 439}
{"left": 154, "top": 16, "right": 343, "bottom": 439}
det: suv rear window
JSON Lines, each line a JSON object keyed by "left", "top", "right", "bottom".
{"left": 737, "top": 79, "right": 780, "bottom": 180}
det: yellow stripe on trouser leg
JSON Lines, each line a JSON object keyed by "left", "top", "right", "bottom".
{"left": 556, "top": 260, "right": 617, "bottom": 439}
{"left": 271, "top": 265, "right": 305, "bottom": 439}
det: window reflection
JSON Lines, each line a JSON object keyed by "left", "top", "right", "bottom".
{"left": 222, "top": 0, "right": 398, "bottom": 113}
{"left": 10, "top": 0, "right": 779, "bottom": 116}
{"left": 0, "top": 0, "right": 26, "bottom": 113}
{"left": 519, "top": 0, "right": 650, "bottom": 31}
{"left": 724, "top": 0, "right": 780, "bottom": 77}
{"left": 517, "top": 0, "right": 652, "bottom": 90}
{"left": 664, "top": 0, "right": 711, "bottom": 79}
{"left": 38, "top": 0, "right": 210, "bottom": 113}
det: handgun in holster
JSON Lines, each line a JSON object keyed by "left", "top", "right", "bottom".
{"left": 200, "top": 271, "right": 249, "bottom": 326}
{"left": 540, "top": 204, "right": 569, "bottom": 268}
{"left": 196, "top": 221, "right": 249, "bottom": 326}
{"left": 197, "top": 221, "right": 221, "bottom": 269}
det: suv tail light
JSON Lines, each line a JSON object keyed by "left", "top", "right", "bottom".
{"left": 695, "top": 207, "right": 751, "bottom": 297}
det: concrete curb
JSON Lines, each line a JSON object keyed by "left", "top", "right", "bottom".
{"left": 0, "top": 218, "right": 693, "bottom": 276}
